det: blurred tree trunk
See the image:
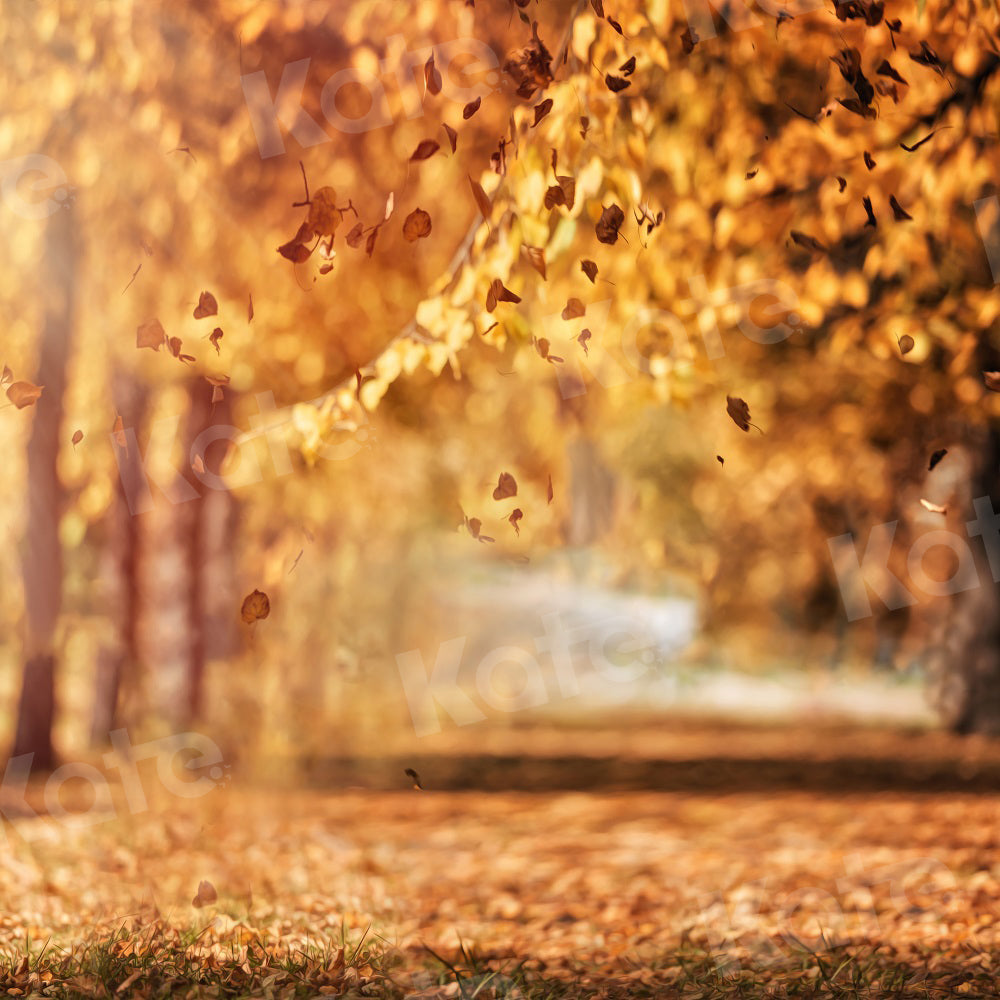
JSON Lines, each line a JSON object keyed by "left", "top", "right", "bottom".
{"left": 12, "top": 203, "right": 76, "bottom": 770}
{"left": 90, "top": 369, "right": 145, "bottom": 745}
{"left": 927, "top": 337, "right": 1000, "bottom": 735}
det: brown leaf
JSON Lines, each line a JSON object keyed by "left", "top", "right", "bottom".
{"left": 241, "top": 589, "right": 270, "bottom": 624}
{"left": 898, "top": 334, "right": 915, "bottom": 355}
{"left": 864, "top": 151, "right": 876, "bottom": 170}
{"left": 681, "top": 26, "right": 698, "bottom": 52}
{"left": 619, "top": 55, "right": 636, "bottom": 76}
{"left": 410, "top": 139, "right": 440, "bottom": 162}
{"left": 365, "top": 228, "right": 379, "bottom": 256}
{"left": 71, "top": 429, "right": 83, "bottom": 447}
{"left": 596, "top": 204, "right": 625, "bottom": 244}
{"left": 862, "top": 196, "right": 877, "bottom": 228}
{"left": 442, "top": 123, "right": 458, "bottom": 152}
{"left": 493, "top": 471, "right": 518, "bottom": 501}
{"left": 308, "top": 186, "right": 343, "bottom": 236}
{"left": 581, "top": 259, "right": 598, "bottom": 283}
{"left": 562, "top": 297, "right": 586, "bottom": 320}
{"left": 465, "top": 516, "right": 495, "bottom": 543}
{"left": 6, "top": 380, "right": 44, "bottom": 409}
{"left": 509, "top": 508, "right": 523, "bottom": 535}
{"left": 346, "top": 222, "right": 365, "bottom": 248}
{"left": 278, "top": 237, "right": 313, "bottom": 263}
{"left": 590, "top": 0, "right": 604, "bottom": 15}
{"left": 205, "top": 374, "right": 231, "bottom": 387}
{"left": 717, "top": 455, "right": 725, "bottom": 466}
{"left": 877, "top": 59, "right": 908, "bottom": 84}
{"left": 889, "top": 194, "right": 913, "bottom": 220}
{"left": 424, "top": 52, "right": 442, "bottom": 95}
{"left": 468, "top": 176, "right": 492, "bottom": 220}
{"left": 928, "top": 448, "right": 948, "bottom": 471}
{"left": 579, "top": 116, "right": 590, "bottom": 139}
{"left": 547, "top": 474, "right": 554, "bottom": 504}
{"left": 463, "top": 97, "right": 482, "bottom": 120}
{"left": 790, "top": 230, "right": 827, "bottom": 254}
{"left": 192, "top": 880, "right": 218, "bottom": 908}
{"left": 193, "top": 291, "right": 218, "bottom": 320}
{"left": 607, "top": 16, "right": 624, "bottom": 34}
{"left": 137, "top": 319, "right": 166, "bottom": 352}
{"left": 532, "top": 99, "right": 553, "bottom": 126}
{"left": 404, "top": 767, "right": 423, "bottom": 790}
{"left": 577, "top": 328, "right": 591, "bottom": 354}
{"left": 247, "top": 293, "right": 254, "bottom": 323}
{"left": 209, "top": 328, "right": 224, "bottom": 354}
{"left": 983, "top": 371, "right": 1000, "bottom": 392}
{"left": 605, "top": 74, "right": 631, "bottom": 92}
{"left": 403, "top": 208, "right": 432, "bottom": 241}
{"left": 837, "top": 176, "right": 847, "bottom": 192}
{"left": 726, "top": 395, "right": 756, "bottom": 432}
{"left": 524, "top": 246, "right": 547, "bottom": 279}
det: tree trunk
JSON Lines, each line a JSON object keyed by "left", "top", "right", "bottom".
{"left": 925, "top": 334, "right": 1000, "bottom": 734}
{"left": 90, "top": 368, "right": 145, "bottom": 745}
{"left": 12, "top": 202, "right": 76, "bottom": 770}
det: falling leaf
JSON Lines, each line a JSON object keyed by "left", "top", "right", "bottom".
{"left": 928, "top": 449, "right": 948, "bottom": 471}
{"left": 864, "top": 151, "right": 876, "bottom": 170}
{"left": 532, "top": 337, "right": 563, "bottom": 363}
{"left": 596, "top": 204, "right": 625, "bottom": 244}
{"left": 509, "top": 508, "right": 523, "bottom": 535}
{"left": 384, "top": 192, "right": 395, "bottom": 220}
{"left": 579, "top": 116, "right": 590, "bottom": 139}
{"left": 681, "top": 26, "right": 699, "bottom": 53}
{"left": 442, "top": 123, "right": 458, "bottom": 152}
{"left": 209, "top": 328, "right": 224, "bottom": 354}
{"left": 862, "top": 196, "right": 877, "bottom": 228}
{"left": 486, "top": 278, "right": 521, "bottom": 312}
{"left": 562, "top": 298, "right": 586, "bottom": 320}
{"left": 136, "top": 319, "right": 166, "bottom": 352}
{"left": 837, "top": 176, "right": 847, "bottom": 192}
{"left": 532, "top": 99, "right": 553, "bottom": 126}
{"left": 547, "top": 474, "right": 554, "bottom": 504}
{"left": 983, "top": 371, "right": 1000, "bottom": 392}
{"left": 523, "top": 246, "right": 546, "bottom": 279}
{"left": 410, "top": 140, "right": 440, "bottom": 162}
{"left": 192, "top": 881, "right": 218, "bottom": 908}
{"left": 605, "top": 74, "right": 631, "bottom": 92}
{"left": 0, "top": 366, "right": 11, "bottom": 385}
{"left": 590, "top": 0, "right": 604, "bottom": 14}
{"left": 717, "top": 455, "right": 724, "bottom": 466}
{"left": 876, "top": 58, "right": 908, "bottom": 84}
{"left": 7, "top": 381, "right": 43, "bottom": 409}
{"left": 71, "top": 429, "right": 83, "bottom": 447}
{"left": 578, "top": 328, "right": 591, "bottom": 354}
{"left": 241, "top": 589, "right": 270, "bottom": 623}
{"left": 247, "top": 294, "right": 254, "bottom": 323}
{"left": 493, "top": 472, "right": 517, "bottom": 501}
{"left": 404, "top": 768, "right": 423, "bottom": 790}
{"left": 205, "top": 374, "right": 231, "bottom": 387}
{"left": 346, "top": 222, "right": 365, "bottom": 248}
{"left": 889, "top": 195, "right": 912, "bottom": 220}
{"left": 193, "top": 291, "right": 218, "bottom": 320}
{"left": 790, "top": 230, "right": 827, "bottom": 254}
{"left": 607, "top": 16, "right": 624, "bottom": 34}
{"left": 112, "top": 415, "right": 126, "bottom": 449}
{"left": 726, "top": 395, "right": 761, "bottom": 433}
{"left": 468, "top": 176, "right": 492, "bottom": 220}
{"left": 463, "top": 97, "right": 482, "bottom": 119}
{"left": 308, "top": 187, "right": 343, "bottom": 236}
{"left": 465, "top": 516, "right": 494, "bottom": 543}
{"left": 544, "top": 175, "right": 577, "bottom": 211}
{"left": 211, "top": 386, "right": 224, "bottom": 405}
{"left": 365, "top": 228, "right": 379, "bottom": 256}
{"left": 920, "top": 498, "right": 947, "bottom": 515}
{"left": 424, "top": 52, "right": 442, "bottom": 95}
{"left": 581, "top": 260, "right": 598, "bottom": 283}
{"left": 619, "top": 55, "right": 636, "bottom": 76}
{"left": 403, "top": 208, "right": 432, "bottom": 241}
{"left": 898, "top": 334, "right": 915, "bottom": 355}
{"left": 745, "top": 168, "right": 758, "bottom": 180}
{"left": 192, "top": 453, "right": 206, "bottom": 474}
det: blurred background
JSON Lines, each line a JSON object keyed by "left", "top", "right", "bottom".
{"left": 2, "top": 0, "right": 1000, "bottom": 788}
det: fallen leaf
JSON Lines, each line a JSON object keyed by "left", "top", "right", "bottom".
{"left": 241, "top": 589, "right": 270, "bottom": 624}
{"left": 193, "top": 291, "right": 218, "bottom": 320}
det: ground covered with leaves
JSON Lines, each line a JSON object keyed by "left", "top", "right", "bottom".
{"left": 2, "top": 724, "right": 1000, "bottom": 998}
